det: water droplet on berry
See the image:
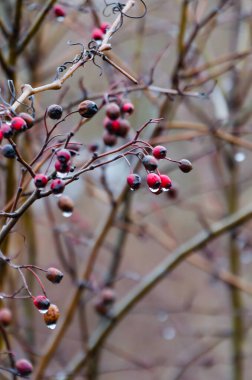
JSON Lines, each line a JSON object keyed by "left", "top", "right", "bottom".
{"left": 149, "top": 187, "right": 161, "bottom": 193}
{"left": 162, "top": 188, "right": 170, "bottom": 192}
{"left": 235, "top": 152, "right": 245, "bottom": 162}
{"left": 56, "top": 16, "right": 65, "bottom": 22}
{"left": 47, "top": 323, "right": 57, "bottom": 330}
{"left": 62, "top": 211, "right": 72, "bottom": 218}
{"left": 38, "top": 308, "right": 48, "bottom": 314}
{"left": 56, "top": 172, "right": 68, "bottom": 179}
{"left": 130, "top": 188, "right": 136, "bottom": 192}
{"left": 162, "top": 327, "right": 176, "bottom": 341}
{"left": 54, "top": 193, "right": 63, "bottom": 198}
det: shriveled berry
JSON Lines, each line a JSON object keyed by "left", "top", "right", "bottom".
{"left": 91, "top": 27, "right": 103, "bottom": 41}
{"left": 11, "top": 117, "right": 27, "bottom": 132}
{"left": 57, "top": 195, "right": 74, "bottom": 214}
{"left": 47, "top": 104, "right": 63, "bottom": 120}
{"left": 78, "top": 100, "right": 98, "bottom": 118}
{"left": 146, "top": 173, "right": 161, "bottom": 190}
{"left": 160, "top": 174, "right": 172, "bottom": 191}
{"left": 50, "top": 179, "right": 65, "bottom": 194}
{"left": 53, "top": 4, "right": 66, "bottom": 17}
{"left": 56, "top": 149, "right": 71, "bottom": 163}
{"left": 121, "top": 102, "right": 134, "bottom": 115}
{"left": 2, "top": 144, "right": 16, "bottom": 158}
{"left": 34, "top": 174, "right": 48, "bottom": 189}
{"left": 18, "top": 112, "right": 34, "bottom": 129}
{"left": 179, "top": 159, "right": 193, "bottom": 173}
{"left": 100, "top": 22, "right": 110, "bottom": 34}
{"left": 115, "top": 119, "right": 130, "bottom": 137}
{"left": 1, "top": 124, "right": 13, "bottom": 138}
{"left": 127, "top": 173, "right": 141, "bottom": 190}
{"left": 142, "top": 155, "right": 158, "bottom": 171}
{"left": 106, "top": 103, "right": 120, "bottom": 120}
{"left": 0, "top": 307, "right": 12, "bottom": 327}
{"left": 55, "top": 160, "right": 71, "bottom": 173}
{"left": 15, "top": 359, "right": 33, "bottom": 377}
{"left": 152, "top": 145, "right": 167, "bottom": 159}
{"left": 33, "top": 295, "right": 50, "bottom": 314}
{"left": 44, "top": 304, "right": 60, "bottom": 329}
{"left": 46, "top": 267, "right": 64, "bottom": 284}
{"left": 103, "top": 131, "right": 117, "bottom": 146}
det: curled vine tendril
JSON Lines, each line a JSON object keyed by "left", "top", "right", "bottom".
{"left": 55, "top": 41, "right": 86, "bottom": 80}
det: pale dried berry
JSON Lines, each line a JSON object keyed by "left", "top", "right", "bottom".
{"left": 106, "top": 103, "right": 120, "bottom": 120}
{"left": 91, "top": 27, "right": 103, "bottom": 41}
{"left": 2, "top": 144, "right": 16, "bottom": 158}
{"left": 152, "top": 145, "right": 167, "bottom": 160}
{"left": 34, "top": 174, "right": 48, "bottom": 189}
{"left": 53, "top": 4, "right": 66, "bottom": 17}
{"left": 11, "top": 117, "right": 27, "bottom": 132}
{"left": 142, "top": 155, "right": 158, "bottom": 171}
{"left": 46, "top": 267, "right": 64, "bottom": 284}
{"left": 55, "top": 160, "right": 71, "bottom": 173}
{"left": 33, "top": 295, "right": 50, "bottom": 313}
{"left": 103, "top": 131, "right": 117, "bottom": 146}
{"left": 146, "top": 173, "right": 161, "bottom": 190}
{"left": 115, "top": 119, "right": 130, "bottom": 138}
{"left": 78, "top": 100, "right": 98, "bottom": 118}
{"left": 179, "top": 159, "right": 193, "bottom": 173}
{"left": 121, "top": 102, "right": 134, "bottom": 115}
{"left": 0, "top": 307, "right": 12, "bottom": 327}
{"left": 56, "top": 149, "right": 71, "bottom": 163}
{"left": 18, "top": 112, "right": 34, "bottom": 129}
{"left": 47, "top": 104, "right": 63, "bottom": 120}
{"left": 44, "top": 304, "right": 60, "bottom": 329}
{"left": 100, "top": 287, "right": 116, "bottom": 305}
{"left": 57, "top": 195, "right": 74, "bottom": 213}
{"left": 160, "top": 174, "right": 172, "bottom": 191}
{"left": 15, "top": 359, "right": 33, "bottom": 377}
{"left": 127, "top": 173, "right": 141, "bottom": 190}
{"left": 50, "top": 179, "right": 65, "bottom": 194}
{"left": 1, "top": 124, "right": 13, "bottom": 138}
{"left": 100, "top": 22, "right": 110, "bottom": 34}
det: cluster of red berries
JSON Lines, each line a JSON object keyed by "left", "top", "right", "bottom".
{"left": 103, "top": 99, "right": 134, "bottom": 146}
{"left": 127, "top": 145, "right": 192, "bottom": 194}
{"left": 91, "top": 22, "right": 111, "bottom": 41}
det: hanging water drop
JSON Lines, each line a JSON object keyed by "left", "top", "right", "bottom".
{"left": 62, "top": 211, "right": 72, "bottom": 218}
{"left": 47, "top": 323, "right": 57, "bottom": 330}
{"left": 149, "top": 187, "right": 161, "bottom": 193}
{"left": 56, "top": 171, "right": 68, "bottom": 179}
{"left": 56, "top": 16, "right": 65, "bottom": 23}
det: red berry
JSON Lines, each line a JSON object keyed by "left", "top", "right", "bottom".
{"left": 160, "top": 174, "right": 172, "bottom": 191}
{"left": 55, "top": 160, "right": 71, "bottom": 174}
{"left": 146, "top": 173, "right": 161, "bottom": 191}
{"left": 53, "top": 4, "right": 66, "bottom": 17}
{"left": 142, "top": 155, "right": 158, "bottom": 171}
{"left": 121, "top": 102, "right": 134, "bottom": 115}
{"left": 152, "top": 145, "right": 167, "bottom": 159}
{"left": 178, "top": 159, "right": 193, "bottom": 173}
{"left": 100, "top": 22, "right": 110, "bottom": 34}
{"left": 103, "top": 131, "right": 117, "bottom": 146}
{"left": 127, "top": 174, "right": 141, "bottom": 190}
{"left": 91, "top": 27, "right": 103, "bottom": 41}
{"left": 50, "top": 179, "right": 65, "bottom": 194}
{"left": 33, "top": 295, "right": 50, "bottom": 314}
{"left": 15, "top": 359, "right": 33, "bottom": 377}
{"left": 0, "top": 307, "right": 12, "bottom": 327}
{"left": 18, "top": 112, "right": 34, "bottom": 129}
{"left": 11, "top": 117, "right": 27, "bottom": 131}
{"left": 115, "top": 119, "right": 130, "bottom": 137}
{"left": 103, "top": 117, "right": 121, "bottom": 134}
{"left": 56, "top": 149, "right": 71, "bottom": 163}
{"left": 34, "top": 174, "right": 48, "bottom": 189}
{"left": 0, "top": 129, "right": 3, "bottom": 143}
{"left": 106, "top": 103, "right": 120, "bottom": 120}
{"left": 46, "top": 267, "right": 64, "bottom": 284}
{"left": 1, "top": 124, "right": 13, "bottom": 138}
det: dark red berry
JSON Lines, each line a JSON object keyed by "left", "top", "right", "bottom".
{"left": 56, "top": 149, "right": 71, "bottom": 163}
{"left": 47, "top": 104, "right": 63, "bottom": 120}
{"left": 55, "top": 160, "right": 71, "bottom": 173}
{"left": 1, "top": 124, "right": 13, "bottom": 138}
{"left": 178, "top": 159, "right": 193, "bottom": 173}
{"left": 127, "top": 173, "right": 141, "bottom": 190}
{"left": 78, "top": 100, "right": 98, "bottom": 118}
{"left": 11, "top": 117, "right": 27, "bottom": 132}
{"left": 152, "top": 145, "right": 167, "bottom": 159}
{"left": 88, "top": 143, "right": 99, "bottom": 152}
{"left": 0, "top": 129, "right": 3, "bottom": 143}
{"left": 103, "top": 131, "right": 117, "bottom": 146}
{"left": 0, "top": 307, "right": 12, "bottom": 327}
{"left": 2, "top": 144, "right": 16, "bottom": 158}
{"left": 115, "top": 119, "right": 130, "bottom": 137}
{"left": 100, "top": 287, "right": 116, "bottom": 304}
{"left": 160, "top": 174, "right": 172, "bottom": 191}
{"left": 100, "top": 22, "right": 110, "bottom": 34}
{"left": 106, "top": 103, "right": 120, "bottom": 120}
{"left": 121, "top": 102, "right": 134, "bottom": 115}
{"left": 33, "top": 295, "right": 50, "bottom": 314}
{"left": 142, "top": 155, "right": 158, "bottom": 171}
{"left": 44, "top": 304, "right": 60, "bottom": 329}
{"left": 146, "top": 173, "right": 161, "bottom": 190}
{"left": 50, "top": 179, "right": 65, "bottom": 194}
{"left": 34, "top": 174, "right": 48, "bottom": 189}
{"left": 103, "top": 117, "right": 121, "bottom": 134}
{"left": 15, "top": 359, "right": 33, "bottom": 377}
{"left": 46, "top": 267, "right": 64, "bottom": 284}
{"left": 94, "top": 299, "right": 108, "bottom": 316}
{"left": 167, "top": 185, "right": 178, "bottom": 199}
{"left": 18, "top": 112, "right": 34, "bottom": 129}
{"left": 53, "top": 4, "right": 66, "bottom": 17}
{"left": 91, "top": 27, "right": 103, "bottom": 40}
